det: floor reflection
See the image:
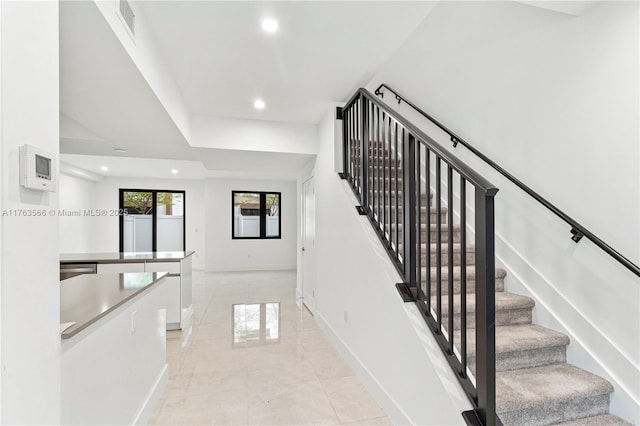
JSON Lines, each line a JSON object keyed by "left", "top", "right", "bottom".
{"left": 232, "top": 302, "right": 280, "bottom": 346}
{"left": 148, "top": 271, "right": 390, "bottom": 425}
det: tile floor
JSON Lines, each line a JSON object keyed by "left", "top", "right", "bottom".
{"left": 148, "top": 270, "right": 391, "bottom": 425}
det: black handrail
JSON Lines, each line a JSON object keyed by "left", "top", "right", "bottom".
{"left": 375, "top": 83, "right": 640, "bottom": 278}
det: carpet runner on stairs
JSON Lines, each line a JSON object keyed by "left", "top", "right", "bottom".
{"left": 405, "top": 196, "right": 631, "bottom": 425}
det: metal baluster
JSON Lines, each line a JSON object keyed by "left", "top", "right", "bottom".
{"left": 371, "top": 106, "right": 376, "bottom": 219}
{"left": 426, "top": 149, "right": 431, "bottom": 312}
{"left": 417, "top": 142, "right": 422, "bottom": 300}
{"left": 460, "top": 177, "right": 467, "bottom": 378}
{"left": 448, "top": 166, "right": 454, "bottom": 355}
{"left": 376, "top": 105, "right": 380, "bottom": 216}
{"left": 382, "top": 111, "right": 387, "bottom": 235}
{"left": 350, "top": 102, "right": 362, "bottom": 188}
{"left": 394, "top": 122, "right": 399, "bottom": 259}
{"left": 349, "top": 104, "right": 353, "bottom": 181}
{"left": 358, "top": 99, "right": 362, "bottom": 194}
{"left": 369, "top": 105, "right": 373, "bottom": 211}
{"left": 386, "top": 115, "right": 392, "bottom": 241}
{"left": 403, "top": 132, "right": 417, "bottom": 285}
{"left": 436, "top": 157, "right": 442, "bottom": 332}
{"left": 360, "top": 96, "right": 368, "bottom": 209}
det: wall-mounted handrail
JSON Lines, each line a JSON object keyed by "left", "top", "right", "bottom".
{"left": 374, "top": 83, "right": 640, "bottom": 277}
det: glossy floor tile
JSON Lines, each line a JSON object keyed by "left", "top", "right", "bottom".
{"left": 148, "top": 271, "right": 391, "bottom": 426}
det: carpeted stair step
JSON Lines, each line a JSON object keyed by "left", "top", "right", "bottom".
{"left": 420, "top": 242, "right": 476, "bottom": 266}
{"left": 391, "top": 223, "right": 461, "bottom": 242}
{"left": 496, "top": 363, "right": 615, "bottom": 426}
{"left": 380, "top": 205, "right": 447, "bottom": 224}
{"left": 367, "top": 175, "right": 405, "bottom": 183}
{"left": 433, "top": 291, "right": 534, "bottom": 331}
{"left": 355, "top": 159, "right": 402, "bottom": 167}
{"left": 399, "top": 242, "right": 475, "bottom": 266}
{"left": 421, "top": 266, "right": 506, "bottom": 294}
{"left": 554, "top": 414, "right": 633, "bottom": 425}
{"left": 456, "top": 324, "right": 569, "bottom": 374}
{"left": 369, "top": 190, "right": 430, "bottom": 203}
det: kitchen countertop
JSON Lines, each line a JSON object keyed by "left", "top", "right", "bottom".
{"left": 60, "top": 272, "right": 168, "bottom": 339}
{"left": 60, "top": 251, "right": 195, "bottom": 264}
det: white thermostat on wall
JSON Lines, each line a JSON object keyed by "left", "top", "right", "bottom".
{"left": 19, "top": 144, "right": 56, "bottom": 192}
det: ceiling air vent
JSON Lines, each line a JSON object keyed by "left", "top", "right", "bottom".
{"left": 118, "top": 0, "right": 135, "bottom": 37}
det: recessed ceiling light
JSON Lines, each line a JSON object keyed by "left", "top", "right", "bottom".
{"left": 114, "top": 148, "right": 127, "bottom": 153}
{"left": 100, "top": 166, "right": 109, "bottom": 172}
{"left": 253, "top": 99, "right": 265, "bottom": 110}
{"left": 261, "top": 18, "right": 278, "bottom": 33}
{"left": 171, "top": 169, "right": 178, "bottom": 175}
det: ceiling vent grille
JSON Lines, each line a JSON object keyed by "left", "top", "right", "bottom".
{"left": 118, "top": 0, "right": 135, "bottom": 37}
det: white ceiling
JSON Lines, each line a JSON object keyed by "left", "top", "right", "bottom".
{"left": 139, "top": 1, "right": 437, "bottom": 124}
{"left": 58, "top": 1, "right": 436, "bottom": 179}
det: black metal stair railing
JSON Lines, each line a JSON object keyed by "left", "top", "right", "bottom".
{"left": 339, "top": 88, "right": 501, "bottom": 426}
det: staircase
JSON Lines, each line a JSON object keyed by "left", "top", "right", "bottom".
{"left": 388, "top": 193, "right": 630, "bottom": 424}
{"left": 341, "top": 87, "right": 635, "bottom": 426}
{"left": 426, "top": 212, "right": 628, "bottom": 425}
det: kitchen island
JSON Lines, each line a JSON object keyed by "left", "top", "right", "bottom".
{"left": 60, "top": 272, "right": 169, "bottom": 425}
{"left": 61, "top": 251, "right": 194, "bottom": 331}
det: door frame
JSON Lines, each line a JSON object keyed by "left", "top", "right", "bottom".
{"left": 119, "top": 188, "right": 186, "bottom": 252}
{"left": 301, "top": 176, "right": 316, "bottom": 313}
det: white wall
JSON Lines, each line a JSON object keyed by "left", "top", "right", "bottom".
{"left": 59, "top": 173, "right": 95, "bottom": 253}
{"left": 93, "top": 0, "right": 191, "bottom": 142}
{"left": 205, "top": 178, "right": 296, "bottom": 271}
{"left": 313, "top": 108, "right": 469, "bottom": 425}
{"left": 0, "top": 1, "right": 60, "bottom": 423}
{"left": 367, "top": 1, "right": 639, "bottom": 422}
{"left": 191, "top": 115, "right": 317, "bottom": 155}
{"left": 88, "top": 177, "right": 206, "bottom": 269}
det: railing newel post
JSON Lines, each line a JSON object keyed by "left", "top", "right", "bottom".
{"left": 475, "top": 188, "right": 498, "bottom": 426}
{"left": 361, "top": 94, "right": 369, "bottom": 209}
{"left": 403, "top": 132, "right": 417, "bottom": 286}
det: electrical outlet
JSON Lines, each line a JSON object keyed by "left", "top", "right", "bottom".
{"left": 131, "top": 311, "right": 137, "bottom": 334}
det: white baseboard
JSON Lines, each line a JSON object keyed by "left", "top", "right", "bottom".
{"left": 313, "top": 312, "right": 414, "bottom": 426}
{"left": 132, "top": 363, "right": 168, "bottom": 425}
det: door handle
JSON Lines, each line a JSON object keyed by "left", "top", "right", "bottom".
{"left": 301, "top": 247, "right": 305, "bottom": 252}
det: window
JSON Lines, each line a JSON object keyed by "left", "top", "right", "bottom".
{"left": 119, "top": 189, "right": 185, "bottom": 252}
{"left": 232, "top": 191, "right": 281, "bottom": 239}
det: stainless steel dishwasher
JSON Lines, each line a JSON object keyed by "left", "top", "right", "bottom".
{"left": 60, "top": 263, "right": 97, "bottom": 281}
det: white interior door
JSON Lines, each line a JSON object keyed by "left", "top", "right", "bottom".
{"left": 301, "top": 177, "right": 316, "bottom": 313}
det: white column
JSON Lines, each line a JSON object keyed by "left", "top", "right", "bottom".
{"left": 0, "top": 1, "right": 61, "bottom": 423}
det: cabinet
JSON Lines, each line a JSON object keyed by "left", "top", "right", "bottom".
{"left": 144, "top": 262, "right": 182, "bottom": 329}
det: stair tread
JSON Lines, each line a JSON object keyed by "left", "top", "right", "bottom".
{"left": 459, "top": 324, "right": 570, "bottom": 357}
{"left": 435, "top": 291, "right": 535, "bottom": 313}
{"left": 422, "top": 265, "right": 507, "bottom": 281}
{"left": 422, "top": 266, "right": 507, "bottom": 279}
{"left": 399, "top": 241, "right": 470, "bottom": 251}
{"left": 496, "top": 363, "right": 614, "bottom": 414}
{"left": 554, "top": 414, "right": 633, "bottom": 425}
{"left": 391, "top": 223, "right": 460, "bottom": 230}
